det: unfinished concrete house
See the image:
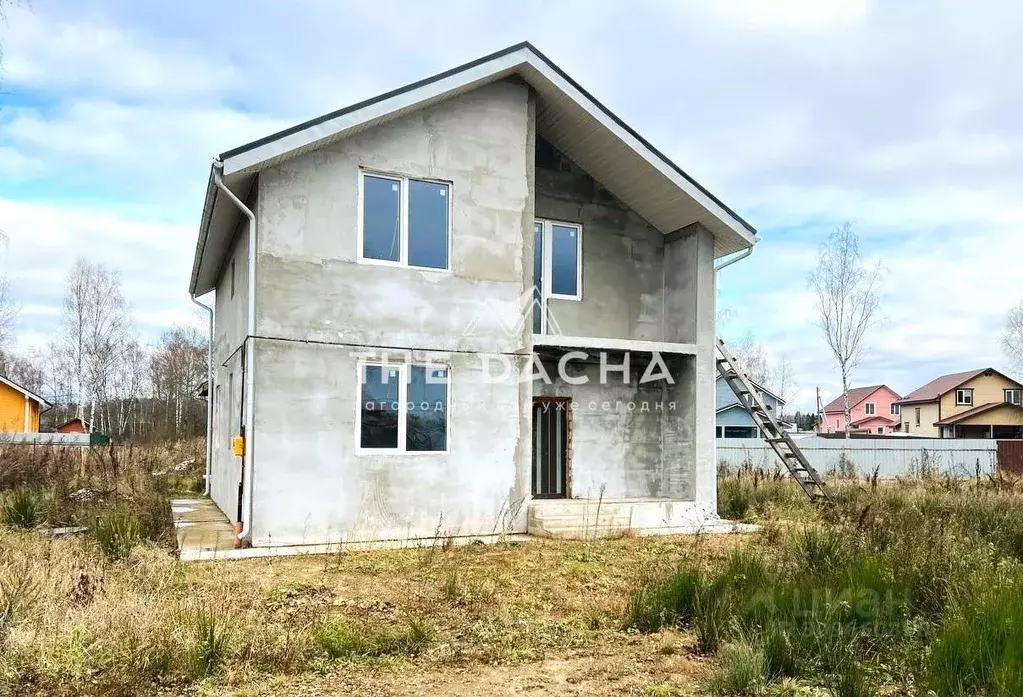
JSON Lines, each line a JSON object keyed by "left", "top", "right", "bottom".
{"left": 188, "top": 42, "right": 756, "bottom": 548}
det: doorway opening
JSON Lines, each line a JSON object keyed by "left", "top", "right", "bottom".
{"left": 532, "top": 397, "right": 569, "bottom": 498}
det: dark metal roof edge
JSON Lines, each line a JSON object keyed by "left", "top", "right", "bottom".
{"left": 189, "top": 167, "right": 219, "bottom": 296}
{"left": 218, "top": 41, "right": 756, "bottom": 236}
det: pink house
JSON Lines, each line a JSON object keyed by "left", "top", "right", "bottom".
{"left": 819, "top": 385, "right": 903, "bottom": 434}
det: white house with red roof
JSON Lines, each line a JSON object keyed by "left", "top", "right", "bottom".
{"left": 819, "top": 384, "right": 903, "bottom": 434}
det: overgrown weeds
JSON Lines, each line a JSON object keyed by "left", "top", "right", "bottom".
{"left": 634, "top": 473, "right": 1023, "bottom": 694}
{"left": 1, "top": 489, "right": 46, "bottom": 529}
{"left": 313, "top": 615, "right": 434, "bottom": 659}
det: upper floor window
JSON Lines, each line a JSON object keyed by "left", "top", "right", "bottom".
{"left": 230, "top": 259, "right": 236, "bottom": 299}
{"left": 864, "top": 402, "right": 876, "bottom": 416}
{"left": 536, "top": 219, "right": 582, "bottom": 301}
{"left": 955, "top": 388, "right": 973, "bottom": 406}
{"left": 359, "top": 171, "right": 450, "bottom": 270}
{"left": 890, "top": 403, "right": 900, "bottom": 415}
{"left": 915, "top": 408, "right": 921, "bottom": 426}
{"left": 1005, "top": 388, "right": 1022, "bottom": 406}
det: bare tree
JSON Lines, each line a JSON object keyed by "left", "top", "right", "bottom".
{"left": 772, "top": 353, "right": 796, "bottom": 414}
{"left": 731, "top": 330, "right": 770, "bottom": 385}
{"left": 1001, "top": 301, "right": 1023, "bottom": 378}
{"left": 57, "top": 258, "right": 133, "bottom": 432}
{"left": 0, "top": 347, "right": 43, "bottom": 391}
{"left": 808, "top": 223, "right": 883, "bottom": 438}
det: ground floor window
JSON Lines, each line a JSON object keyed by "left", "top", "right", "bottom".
{"left": 358, "top": 363, "right": 449, "bottom": 452}
{"left": 722, "top": 426, "right": 757, "bottom": 439}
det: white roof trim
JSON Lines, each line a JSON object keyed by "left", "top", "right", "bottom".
{"left": 0, "top": 375, "right": 51, "bottom": 408}
{"left": 193, "top": 42, "right": 756, "bottom": 295}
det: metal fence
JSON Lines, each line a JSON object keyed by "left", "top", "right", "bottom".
{"left": 716, "top": 437, "right": 998, "bottom": 479}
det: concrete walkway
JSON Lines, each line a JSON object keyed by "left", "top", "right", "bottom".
{"left": 172, "top": 497, "right": 236, "bottom": 561}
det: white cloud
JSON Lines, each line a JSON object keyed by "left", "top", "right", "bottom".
{"left": 1, "top": 5, "right": 238, "bottom": 98}
{"left": 0, "top": 0, "right": 1021, "bottom": 413}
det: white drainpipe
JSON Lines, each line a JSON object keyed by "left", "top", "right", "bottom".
{"left": 212, "top": 160, "right": 257, "bottom": 544}
{"left": 190, "top": 294, "right": 214, "bottom": 495}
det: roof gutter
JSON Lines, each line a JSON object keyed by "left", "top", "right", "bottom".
{"left": 212, "top": 159, "right": 257, "bottom": 546}
{"left": 714, "top": 244, "right": 754, "bottom": 272}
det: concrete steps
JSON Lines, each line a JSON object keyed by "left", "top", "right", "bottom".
{"left": 527, "top": 500, "right": 635, "bottom": 539}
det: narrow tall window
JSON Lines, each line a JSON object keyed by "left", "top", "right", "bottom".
{"left": 230, "top": 259, "right": 236, "bottom": 299}
{"left": 406, "top": 366, "right": 448, "bottom": 451}
{"left": 915, "top": 408, "right": 921, "bottom": 426}
{"left": 532, "top": 219, "right": 582, "bottom": 333}
{"left": 361, "top": 174, "right": 402, "bottom": 263}
{"left": 360, "top": 172, "right": 450, "bottom": 270}
{"left": 360, "top": 365, "right": 400, "bottom": 449}
{"left": 550, "top": 224, "right": 580, "bottom": 297}
{"left": 408, "top": 180, "right": 449, "bottom": 269}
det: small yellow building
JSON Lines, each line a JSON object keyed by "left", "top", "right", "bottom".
{"left": 0, "top": 375, "right": 51, "bottom": 433}
{"left": 895, "top": 368, "right": 1023, "bottom": 438}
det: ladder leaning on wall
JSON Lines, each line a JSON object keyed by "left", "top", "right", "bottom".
{"left": 716, "top": 338, "right": 835, "bottom": 505}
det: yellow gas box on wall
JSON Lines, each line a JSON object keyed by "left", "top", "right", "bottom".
{"left": 231, "top": 435, "right": 245, "bottom": 457}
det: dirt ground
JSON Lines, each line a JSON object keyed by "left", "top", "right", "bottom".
{"left": 185, "top": 532, "right": 751, "bottom": 696}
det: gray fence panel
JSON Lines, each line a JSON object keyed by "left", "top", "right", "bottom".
{"left": 716, "top": 437, "right": 997, "bottom": 478}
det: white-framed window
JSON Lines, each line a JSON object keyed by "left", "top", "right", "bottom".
{"left": 955, "top": 388, "right": 973, "bottom": 406}
{"left": 890, "top": 403, "right": 900, "bottom": 415}
{"left": 358, "top": 170, "right": 451, "bottom": 270}
{"left": 535, "top": 218, "right": 582, "bottom": 302}
{"left": 356, "top": 362, "right": 449, "bottom": 453}
{"left": 1005, "top": 388, "right": 1022, "bottom": 406}
{"left": 864, "top": 402, "right": 876, "bottom": 416}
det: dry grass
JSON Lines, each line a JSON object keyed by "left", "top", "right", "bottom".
{"left": 6, "top": 445, "right": 1019, "bottom": 696}
{"left": 0, "top": 520, "right": 747, "bottom": 696}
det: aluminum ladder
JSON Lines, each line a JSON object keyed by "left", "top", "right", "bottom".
{"left": 716, "top": 338, "right": 835, "bottom": 505}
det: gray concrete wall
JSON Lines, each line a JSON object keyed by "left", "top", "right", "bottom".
{"left": 250, "top": 341, "right": 530, "bottom": 545}
{"left": 255, "top": 80, "right": 533, "bottom": 356}
{"left": 245, "top": 80, "right": 537, "bottom": 544}
{"left": 664, "top": 226, "right": 717, "bottom": 507}
{"left": 535, "top": 353, "right": 693, "bottom": 500}
{"left": 534, "top": 139, "right": 665, "bottom": 342}
{"left": 210, "top": 213, "right": 252, "bottom": 520}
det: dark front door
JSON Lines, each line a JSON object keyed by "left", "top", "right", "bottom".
{"left": 532, "top": 398, "right": 568, "bottom": 497}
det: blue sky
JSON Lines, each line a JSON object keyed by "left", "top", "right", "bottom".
{"left": 1, "top": 0, "right": 1022, "bottom": 411}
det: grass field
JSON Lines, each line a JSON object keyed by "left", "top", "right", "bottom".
{"left": 1, "top": 446, "right": 1021, "bottom": 696}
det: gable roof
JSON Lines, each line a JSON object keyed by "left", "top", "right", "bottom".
{"left": 896, "top": 368, "right": 1015, "bottom": 405}
{"left": 822, "top": 385, "right": 895, "bottom": 413}
{"left": 934, "top": 401, "right": 1023, "bottom": 425}
{"left": 715, "top": 373, "right": 785, "bottom": 405}
{"left": 0, "top": 375, "right": 51, "bottom": 408}
{"left": 190, "top": 42, "right": 756, "bottom": 295}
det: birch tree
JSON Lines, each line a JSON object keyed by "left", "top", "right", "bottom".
{"left": 732, "top": 331, "right": 770, "bottom": 385}
{"left": 1001, "top": 301, "right": 1023, "bottom": 378}
{"left": 808, "top": 223, "right": 883, "bottom": 437}
{"left": 772, "top": 354, "right": 796, "bottom": 416}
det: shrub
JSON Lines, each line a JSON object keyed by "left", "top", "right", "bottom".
{"left": 703, "top": 640, "right": 766, "bottom": 696}
{"left": 623, "top": 567, "right": 702, "bottom": 632}
{"left": 924, "top": 572, "right": 1023, "bottom": 696}
{"left": 189, "top": 604, "right": 233, "bottom": 678}
{"left": 91, "top": 514, "right": 141, "bottom": 561}
{"left": 313, "top": 615, "right": 434, "bottom": 659}
{"left": 2, "top": 490, "right": 46, "bottom": 529}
